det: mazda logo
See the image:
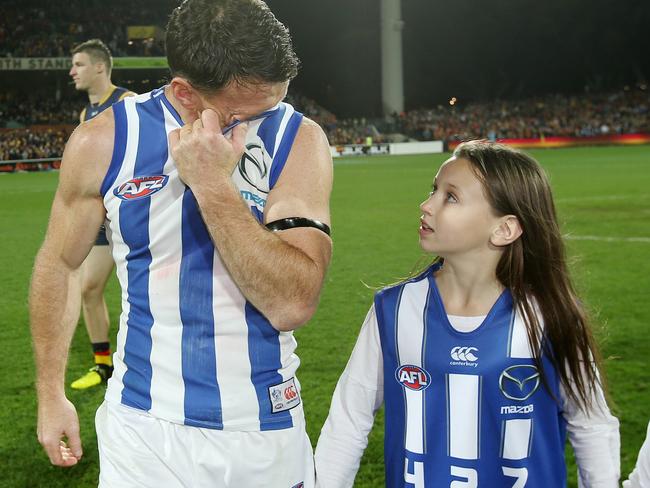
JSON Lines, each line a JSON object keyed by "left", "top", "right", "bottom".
{"left": 499, "top": 364, "right": 540, "bottom": 401}
{"left": 238, "top": 142, "right": 269, "bottom": 194}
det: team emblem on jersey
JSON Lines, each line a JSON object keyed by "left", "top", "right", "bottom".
{"left": 238, "top": 142, "right": 269, "bottom": 194}
{"left": 499, "top": 364, "right": 540, "bottom": 401}
{"left": 395, "top": 365, "right": 430, "bottom": 391}
{"left": 113, "top": 175, "right": 169, "bottom": 201}
{"left": 268, "top": 377, "right": 301, "bottom": 413}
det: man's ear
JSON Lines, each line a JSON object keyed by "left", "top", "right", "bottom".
{"left": 490, "top": 215, "right": 522, "bottom": 247}
{"left": 170, "top": 77, "right": 202, "bottom": 113}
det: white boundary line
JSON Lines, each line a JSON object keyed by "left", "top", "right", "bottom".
{"left": 556, "top": 194, "right": 650, "bottom": 203}
{"left": 565, "top": 235, "right": 650, "bottom": 243}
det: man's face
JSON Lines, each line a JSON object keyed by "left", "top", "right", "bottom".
{"left": 69, "top": 52, "right": 100, "bottom": 91}
{"left": 200, "top": 80, "right": 289, "bottom": 128}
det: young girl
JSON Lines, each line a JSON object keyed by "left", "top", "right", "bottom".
{"left": 314, "top": 141, "right": 620, "bottom": 487}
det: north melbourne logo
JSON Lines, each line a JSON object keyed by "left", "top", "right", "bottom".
{"left": 268, "top": 377, "right": 301, "bottom": 413}
{"left": 449, "top": 346, "right": 479, "bottom": 367}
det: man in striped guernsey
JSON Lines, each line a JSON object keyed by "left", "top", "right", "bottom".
{"left": 68, "top": 38, "right": 136, "bottom": 391}
{"left": 31, "top": 1, "right": 333, "bottom": 486}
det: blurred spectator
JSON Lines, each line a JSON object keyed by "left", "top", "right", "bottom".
{"left": 0, "top": 128, "right": 69, "bottom": 170}
{"left": 0, "top": 92, "right": 79, "bottom": 127}
{"left": 0, "top": 0, "right": 171, "bottom": 57}
{"left": 0, "top": 127, "right": 69, "bottom": 160}
{"left": 383, "top": 87, "right": 650, "bottom": 144}
{"left": 2, "top": 87, "right": 648, "bottom": 168}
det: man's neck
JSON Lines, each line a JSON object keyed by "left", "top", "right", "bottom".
{"left": 87, "top": 78, "right": 114, "bottom": 105}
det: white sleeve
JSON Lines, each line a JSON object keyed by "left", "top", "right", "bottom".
{"left": 314, "top": 305, "right": 384, "bottom": 488}
{"left": 562, "top": 366, "right": 620, "bottom": 488}
{"left": 623, "top": 421, "right": 650, "bottom": 488}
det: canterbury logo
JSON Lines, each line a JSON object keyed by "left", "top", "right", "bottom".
{"left": 450, "top": 346, "right": 478, "bottom": 362}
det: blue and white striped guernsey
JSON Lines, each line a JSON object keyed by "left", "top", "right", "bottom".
{"left": 376, "top": 262, "right": 567, "bottom": 487}
{"left": 100, "top": 87, "right": 305, "bottom": 431}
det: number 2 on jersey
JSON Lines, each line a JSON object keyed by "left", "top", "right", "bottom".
{"left": 448, "top": 465, "right": 528, "bottom": 487}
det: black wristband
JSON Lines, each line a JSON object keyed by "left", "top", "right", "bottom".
{"left": 265, "top": 217, "right": 331, "bottom": 236}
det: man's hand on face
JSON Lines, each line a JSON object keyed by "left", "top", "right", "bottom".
{"left": 169, "top": 109, "right": 248, "bottom": 190}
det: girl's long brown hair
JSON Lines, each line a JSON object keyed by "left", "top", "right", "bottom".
{"left": 454, "top": 140, "right": 604, "bottom": 412}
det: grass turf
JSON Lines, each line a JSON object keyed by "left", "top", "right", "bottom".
{"left": 0, "top": 144, "right": 648, "bottom": 487}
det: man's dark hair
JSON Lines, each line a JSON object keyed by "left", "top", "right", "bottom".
{"left": 165, "top": 0, "right": 299, "bottom": 92}
{"left": 71, "top": 39, "right": 113, "bottom": 72}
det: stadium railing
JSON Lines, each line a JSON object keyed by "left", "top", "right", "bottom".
{"left": 0, "top": 158, "right": 61, "bottom": 172}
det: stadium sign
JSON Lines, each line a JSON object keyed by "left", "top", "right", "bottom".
{"left": 0, "top": 58, "right": 71, "bottom": 70}
{"left": 0, "top": 57, "right": 168, "bottom": 70}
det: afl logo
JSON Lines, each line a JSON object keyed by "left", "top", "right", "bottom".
{"left": 114, "top": 175, "right": 169, "bottom": 201}
{"left": 395, "top": 365, "right": 430, "bottom": 391}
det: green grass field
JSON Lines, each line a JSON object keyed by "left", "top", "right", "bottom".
{"left": 0, "top": 145, "right": 648, "bottom": 487}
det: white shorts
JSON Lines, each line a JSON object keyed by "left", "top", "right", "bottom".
{"left": 96, "top": 401, "right": 314, "bottom": 488}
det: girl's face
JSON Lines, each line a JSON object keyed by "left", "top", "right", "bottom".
{"left": 419, "top": 156, "right": 501, "bottom": 257}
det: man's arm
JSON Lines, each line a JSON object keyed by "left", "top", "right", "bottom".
{"left": 170, "top": 110, "right": 332, "bottom": 331}
{"left": 30, "top": 111, "right": 113, "bottom": 466}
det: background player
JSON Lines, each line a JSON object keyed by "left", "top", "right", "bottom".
{"left": 314, "top": 140, "right": 619, "bottom": 487}
{"left": 31, "top": 0, "right": 332, "bottom": 485}
{"left": 68, "top": 39, "right": 135, "bottom": 390}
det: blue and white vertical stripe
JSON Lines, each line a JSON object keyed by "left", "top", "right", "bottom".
{"left": 102, "top": 88, "right": 304, "bottom": 431}
{"left": 375, "top": 263, "right": 567, "bottom": 487}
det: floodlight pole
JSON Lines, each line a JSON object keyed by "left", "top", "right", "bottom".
{"left": 381, "top": 0, "right": 404, "bottom": 116}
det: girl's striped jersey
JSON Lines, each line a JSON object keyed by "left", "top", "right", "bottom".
{"left": 100, "top": 87, "right": 305, "bottom": 432}
{"left": 314, "top": 262, "right": 620, "bottom": 487}
{"left": 376, "top": 263, "right": 566, "bottom": 487}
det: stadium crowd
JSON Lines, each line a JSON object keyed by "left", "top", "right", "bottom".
{"left": 309, "top": 87, "right": 650, "bottom": 146}
{"left": 379, "top": 87, "right": 650, "bottom": 143}
{"left": 0, "top": 128, "right": 69, "bottom": 171}
{"left": 391, "top": 88, "right": 650, "bottom": 141}
{"left": 0, "top": 0, "right": 173, "bottom": 58}
{"left": 1, "top": 87, "right": 648, "bottom": 166}
{"left": 0, "top": 92, "right": 80, "bottom": 127}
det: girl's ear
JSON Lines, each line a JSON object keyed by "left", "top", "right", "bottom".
{"left": 490, "top": 215, "right": 522, "bottom": 247}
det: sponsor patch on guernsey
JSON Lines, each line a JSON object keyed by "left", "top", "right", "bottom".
{"left": 395, "top": 364, "right": 431, "bottom": 391}
{"left": 501, "top": 404, "right": 534, "bottom": 415}
{"left": 269, "top": 377, "right": 301, "bottom": 413}
{"left": 114, "top": 175, "right": 169, "bottom": 201}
